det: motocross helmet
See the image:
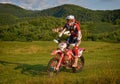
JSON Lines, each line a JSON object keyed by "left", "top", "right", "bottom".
{"left": 66, "top": 15, "right": 75, "bottom": 20}
{"left": 66, "top": 15, "right": 75, "bottom": 26}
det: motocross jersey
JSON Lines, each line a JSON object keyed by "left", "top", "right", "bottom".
{"left": 63, "top": 21, "right": 81, "bottom": 38}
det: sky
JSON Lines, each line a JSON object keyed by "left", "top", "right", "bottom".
{"left": 0, "top": 0, "right": 120, "bottom": 10}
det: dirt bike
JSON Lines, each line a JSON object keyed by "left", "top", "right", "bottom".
{"left": 47, "top": 39, "right": 85, "bottom": 76}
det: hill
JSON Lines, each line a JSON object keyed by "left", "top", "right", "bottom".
{"left": 34, "top": 4, "right": 92, "bottom": 17}
{"left": 0, "top": 3, "right": 32, "bottom": 17}
{"left": 0, "top": 3, "right": 120, "bottom": 42}
{"left": 0, "top": 3, "right": 120, "bottom": 23}
{"left": 34, "top": 4, "right": 120, "bottom": 23}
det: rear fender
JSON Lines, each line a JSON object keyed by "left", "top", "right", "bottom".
{"left": 79, "top": 48, "right": 85, "bottom": 51}
{"left": 78, "top": 48, "right": 85, "bottom": 57}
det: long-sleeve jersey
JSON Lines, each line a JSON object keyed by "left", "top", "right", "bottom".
{"left": 63, "top": 21, "right": 82, "bottom": 40}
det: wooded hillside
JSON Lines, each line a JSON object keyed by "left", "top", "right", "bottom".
{"left": 0, "top": 3, "right": 120, "bottom": 42}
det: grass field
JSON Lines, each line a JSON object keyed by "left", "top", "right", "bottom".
{"left": 0, "top": 41, "right": 120, "bottom": 84}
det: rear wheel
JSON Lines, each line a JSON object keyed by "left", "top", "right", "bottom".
{"left": 72, "top": 56, "right": 84, "bottom": 73}
{"left": 47, "top": 58, "right": 59, "bottom": 76}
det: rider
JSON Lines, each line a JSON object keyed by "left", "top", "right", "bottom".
{"left": 59, "top": 15, "right": 82, "bottom": 67}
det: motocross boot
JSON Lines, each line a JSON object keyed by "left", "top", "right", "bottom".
{"left": 72, "top": 56, "right": 78, "bottom": 67}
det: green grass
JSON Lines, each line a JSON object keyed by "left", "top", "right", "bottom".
{"left": 0, "top": 41, "right": 120, "bottom": 84}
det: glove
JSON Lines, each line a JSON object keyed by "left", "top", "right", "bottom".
{"left": 59, "top": 32, "right": 62, "bottom": 37}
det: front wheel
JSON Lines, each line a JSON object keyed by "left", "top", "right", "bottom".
{"left": 47, "top": 58, "right": 59, "bottom": 76}
{"left": 72, "top": 56, "right": 84, "bottom": 73}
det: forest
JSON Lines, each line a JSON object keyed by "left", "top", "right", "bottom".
{"left": 0, "top": 3, "right": 120, "bottom": 42}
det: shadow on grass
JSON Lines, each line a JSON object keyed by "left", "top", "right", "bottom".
{"left": 0, "top": 60, "right": 76, "bottom": 77}
{"left": 15, "top": 64, "right": 47, "bottom": 76}
{"left": 0, "top": 60, "right": 47, "bottom": 76}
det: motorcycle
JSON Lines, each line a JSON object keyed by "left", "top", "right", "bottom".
{"left": 47, "top": 39, "right": 85, "bottom": 76}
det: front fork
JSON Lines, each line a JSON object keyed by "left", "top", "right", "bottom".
{"left": 56, "top": 54, "right": 64, "bottom": 71}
